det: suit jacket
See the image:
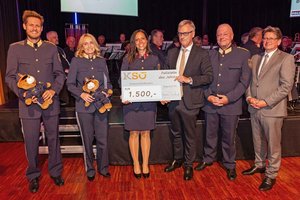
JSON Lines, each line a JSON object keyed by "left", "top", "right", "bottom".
{"left": 246, "top": 49, "right": 295, "bottom": 117}
{"left": 202, "top": 46, "right": 251, "bottom": 115}
{"left": 242, "top": 40, "right": 263, "bottom": 56}
{"left": 165, "top": 45, "right": 213, "bottom": 109}
{"left": 5, "top": 40, "right": 65, "bottom": 118}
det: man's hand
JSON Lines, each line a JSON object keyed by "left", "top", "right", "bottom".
{"left": 175, "top": 75, "right": 191, "bottom": 84}
{"left": 207, "top": 95, "right": 223, "bottom": 106}
{"left": 217, "top": 94, "right": 229, "bottom": 105}
{"left": 247, "top": 97, "right": 267, "bottom": 109}
{"left": 254, "top": 100, "right": 267, "bottom": 109}
{"left": 42, "top": 89, "right": 55, "bottom": 101}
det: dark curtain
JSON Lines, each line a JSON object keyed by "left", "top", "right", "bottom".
{"left": 1, "top": 0, "right": 299, "bottom": 101}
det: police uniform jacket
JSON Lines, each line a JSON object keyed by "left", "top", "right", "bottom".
{"left": 67, "top": 56, "right": 112, "bottom": 113}
{"left": 5, "top": 40, "right": 65, "bottom": 118}
{"left": 202, "top": 46, "right": 251, "bottom": 115}
{"left": 121, "top": 54, "right": 159, "bottom": 111}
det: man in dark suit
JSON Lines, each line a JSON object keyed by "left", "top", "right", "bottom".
{"left": 163, "top": 20, "right": 213, "bottom": 180}
{"left": 46, "top": 30, "right": 70, "bottom": 105}
{"left": 194, "top": 24, "right": 251, "bottom": 181}
{"left": 150, "top": 29, "right": 167, "bottom": 68}
{"left": 243, "top": 27, "right": 264, "bottom": 56}
{"left": 243, "top": 26, "right": 295, "bottom": 191}
{"left": 5, "top": 10, "right": 65, "bottom": 193}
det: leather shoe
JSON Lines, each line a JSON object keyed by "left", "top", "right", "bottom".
{"left": 226, "top": 168, "right": 237, "bottom": 181}
{"left": 194, "top": 161, "right": 212, "bottom": 171}
{"left": 164, "top": 160, "right": 183, "bottom": 172}
{"left": 183, "top": 166, "right": 193, "bottom": 181}
{"left": 51, "top": 176, "right": 64, "bottom": 186}
{"left": 259, "top": 177, "right": 276, "bottom": 191}
{"left": 87, "top": 175, "right": 95, "bottom": 181}
{"left": 100, "top": 172, "right": 111, "bottom": 178}
{"left": 242, "top": 166, "right": 266, "bottom": 175}
{"left": 29, "top": 178, "right": 39, "bottom": 193}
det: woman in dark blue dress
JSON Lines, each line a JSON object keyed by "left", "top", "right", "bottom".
{"left": 67, "top": 33, "right": 112, "bottom": 181}
{"left": 121, "top": 29, "right": 159, "bottom": 179}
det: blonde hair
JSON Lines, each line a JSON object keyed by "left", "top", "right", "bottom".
{"left": 178, "top": 20, "right": 196, "bottom": 31}
{"left": 22, "top": 10, "right": 44, "bottom": 25}
{"left": 75, "top": 33, "right": 101, "bottom": 58}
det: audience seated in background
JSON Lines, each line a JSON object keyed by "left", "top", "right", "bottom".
{"left": 193, "top": 36, "right": 202, "bottom": 47}
{"left": 64, "top": 36, "right": 76, "bottom": 63}
{"left": 167, "top": 35, "right": 180, "bottom": 52}
{"left": 119, "top": 33, "right": 126, "bottom": 43}
{"left": 98, "top": 35, "right": 106, "bottom": 47}
{"left": 46, "top": 31, "right": 70, "bottom": 105}
{"left": 150, "top": 29, "right": 167, "bottom": 68}
{"left": 202, "top": 34, "right": 210, "bottom": 46}
{"left": 240, "top": 32, "right": 249, "bottom": 46}
{"left": 243, "top": 27, "right": 264, "bottom": 56}
{"left": 280, "top": 36, "right": 292, "bottom": 53}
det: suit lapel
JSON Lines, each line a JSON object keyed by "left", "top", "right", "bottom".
{"left": 255, "top": 54, "right": 263, "bottom": 78}
{"left": 183, "top": 45, "right": 196, "bottom": 75}
{"left": 259, "top": 49, "right": 281, "bottom": 79}
{"left": 171, "top": 48, "right": 180, "bottom": 69}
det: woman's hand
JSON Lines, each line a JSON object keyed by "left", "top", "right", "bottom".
{"left": 80, "top": 92, "right": 95, "bottom": 103}
{"left": 120, "top": 95, "right": 131, "bottom": 104}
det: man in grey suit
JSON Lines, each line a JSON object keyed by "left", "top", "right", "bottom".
{"left": 5, "top": 10, "right": 65, "bottom": 193}
{"left": 163, "top": 20, "right": 213, "bottom": 180}
{"left": 243, "top": 26, "right": 295, "bottom": 191}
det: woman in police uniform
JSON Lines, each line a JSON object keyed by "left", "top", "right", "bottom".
{"left": 121, "top": 29, "right": 159, "bottom": 179}
{"left": 67, "top": 33, "right": 112, "bottom": 181}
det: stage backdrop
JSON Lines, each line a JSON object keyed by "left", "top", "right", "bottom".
{"left": 1, "top": 0, "right": 299, "bottom": 101}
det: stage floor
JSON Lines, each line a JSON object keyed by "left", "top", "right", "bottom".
{"left": 1, "top": 96, "right": 300, "bottom": 164}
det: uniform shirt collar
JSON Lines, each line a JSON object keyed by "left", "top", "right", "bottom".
{"left": 26, "top": 39, "right": 43, "bottom": 48}
{"left": 218, "top": 46, "right": 232, "bottom": 55}
{"left": 83, "top": 53, "right": 96, "bottom": 59}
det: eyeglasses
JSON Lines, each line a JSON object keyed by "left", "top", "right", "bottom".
{"left": 177, "top": 31, "right": 193, "bottom": 37}
{"left": 263, "top": 37, "right": 278, "bottom": 41}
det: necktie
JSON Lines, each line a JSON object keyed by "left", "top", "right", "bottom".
{"left": 258, "top": 53, "right": 269, "bottom": 76}
{"left": 179, "top": 49, "right": 187, "bottom": 76}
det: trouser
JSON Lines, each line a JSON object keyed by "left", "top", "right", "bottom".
{"left": 203, "top": 113, "right": 238, "bottom": 169}
{"left": 76, "top": 112, "right": 109, "bottom": 177}
{"left": 21, "top": 115, "right": 62, "bottom": 181}
{"left": 250, "top": 111, "right": 283, "bottom": 179}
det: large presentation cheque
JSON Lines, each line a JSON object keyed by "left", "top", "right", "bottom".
{"left": 121, "top": 70, "right": 181, "bottom": 102}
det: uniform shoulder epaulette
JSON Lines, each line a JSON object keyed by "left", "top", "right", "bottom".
{"left": 44, "top": 40, "right": 56, "bottom": 46}
{"left": 10, "top": 41, "right": 25, "bottom": 46}
{"left": 237, "top": 46, "right": 249, "bottom": 52}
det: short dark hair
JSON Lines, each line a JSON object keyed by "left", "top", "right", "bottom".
{"left": 151, "top": 29, "right": 164, "bottom": 38}
{"left": 248, "top": 27, "right": 262, "bottom": 39}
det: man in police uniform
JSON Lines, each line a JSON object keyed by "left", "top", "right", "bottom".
{"left": 194, "top": 24, "right": 251, "bottom": 180}
{"left": 5, "top": 10, "right": 65, "bottom": 193}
